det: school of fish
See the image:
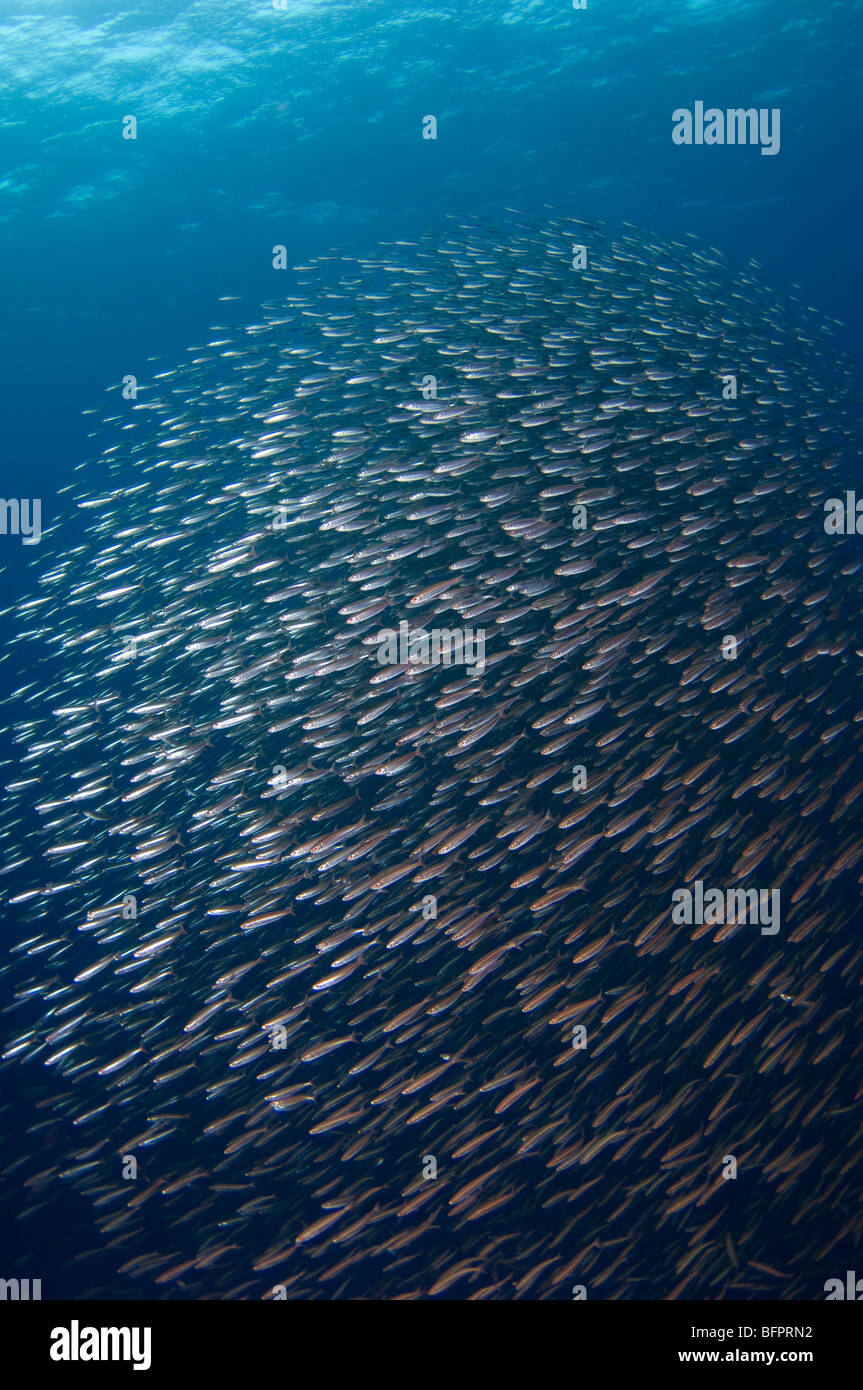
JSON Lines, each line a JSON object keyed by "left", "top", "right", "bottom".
{"left": 2, "top": 212, "right": 862, "bottom": 1300}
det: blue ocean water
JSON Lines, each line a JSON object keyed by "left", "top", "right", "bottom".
{"left": 1, "top": 0, "right": 862, "bottom": 1301}
{"left": 2, "top": 0, "right": 861, "bottom": 584}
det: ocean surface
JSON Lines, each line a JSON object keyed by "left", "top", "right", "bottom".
{"left": 1, "top": 0, "right": 862, "bottom": 1302}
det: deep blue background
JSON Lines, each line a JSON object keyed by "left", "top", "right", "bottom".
{"left": 1, "top": 0, "right": 861, "bottom": 1298}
